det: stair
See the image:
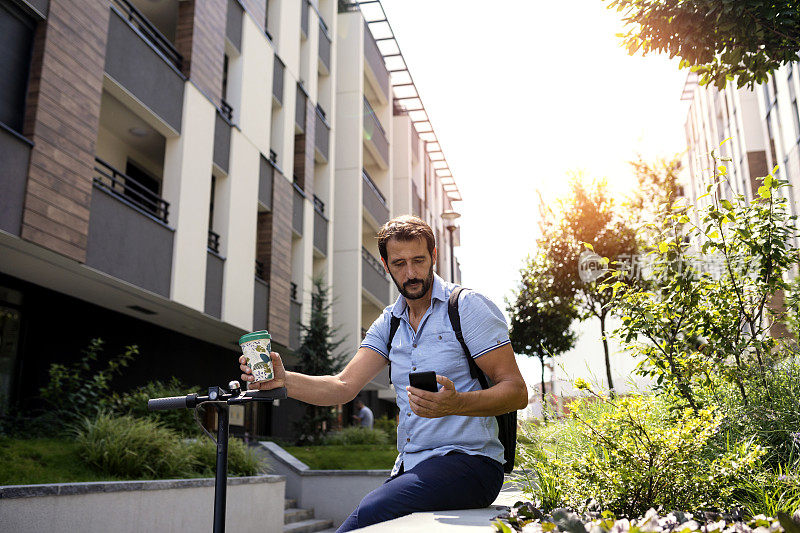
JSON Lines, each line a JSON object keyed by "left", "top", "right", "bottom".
{"left": 283, "top": 499, "right": 334, "bottom": 533}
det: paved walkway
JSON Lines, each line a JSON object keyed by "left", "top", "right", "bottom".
{"left": 354, "top": 481, "right": 524, "bottom": 532}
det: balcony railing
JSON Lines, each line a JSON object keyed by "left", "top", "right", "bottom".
{"left": 273, "top": 56, "right": 284, "bottom": 105}
{"left": 292, "top": 182, "right": 305, "bottom": 236}
{"left": 363, "top": 20, "right": 390, "bottom": 97}
{"left": 111, "top": 0, "right": 182, "bottom": 71}
{"left": 269, "top": 148, "right": 278, "bottom": 164}
{"left": 290, "top": 281, "right": 298, "bottom": 301}
{"left": 220, "top": 99, "right": 233, "bottom": 122}
{"left": 318, "top": 19, "right": 331, "bottom": 73}
{"left": 315, "top": 104, "right": 330, "bottom": 161}
{"left": 296, "top": 84, "right": 308, "bottom": 132}
{"left": 300, "top": 0, "right": 309, "bottom": 38}
{"left": 207, "top": 229, "right": 220, "bottom": 253}
{"left": 313, "top": 195, "right": 327, "bottom": 256}
{"left": 362, "top": 247, "right": 390, "bottom": 305}
{"left": 93, "top": 157, "right": 169, "bottom": 224}
{"left": 255, "top": 259, "right": 265, "bottom": 280}
{"left": 362, "top": 168, "right": 389, "bottom": 226}
{"left": 363, "top": 97, "right": 388, "bottom": 166}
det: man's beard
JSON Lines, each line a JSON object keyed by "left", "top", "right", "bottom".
{"left": 390, "top": 265, "right": 434, "bottom": 300}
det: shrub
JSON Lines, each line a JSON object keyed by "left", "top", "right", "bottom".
{"left": 74, "top": 412, "right": 194, "bottom": 479}
{"left": 516, "top": 391, "right": 763, "bottom": 516}
{"left": 108, "top": 378, "right": 199, "bottom": 436}
{"left": 323, "top": 426, "right": 388, "bottom": 446}
{"left": 184, "top": 437, "right": 261, "bottom": 477}
{"left": 373, "top": 415, "right": 397, "bottom": 443}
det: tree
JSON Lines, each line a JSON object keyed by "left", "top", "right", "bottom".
{"left": 292, "top": 277, "right": 346, "bottom": 444}
{"left": 627, "top": 154, "right": 683, "bottom": 236}
{"left": 507, "top": 253, "right": 579, "bottom": 416}
{"left": 606, "top": 0, "right": 800, "bottom": 88}
{"left": 538, "top": 177, "right": 638, "bottom": 394}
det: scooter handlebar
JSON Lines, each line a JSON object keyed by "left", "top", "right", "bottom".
{"left": 147, "top": 396, "right": 188, "bottom": 411}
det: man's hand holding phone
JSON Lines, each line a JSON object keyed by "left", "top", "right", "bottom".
{"left": 407, "top": 371, "right": 463, "bottom": 418}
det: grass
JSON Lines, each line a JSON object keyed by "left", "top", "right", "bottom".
{"left": 0, "top": 437, "right": 128, "bottom": 485}
{"left": 283, "top": 444, "right": 397, "bottom": 470}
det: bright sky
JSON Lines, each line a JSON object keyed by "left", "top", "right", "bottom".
{"left": 379, "top": 0, "right": 692, "bottom": 393}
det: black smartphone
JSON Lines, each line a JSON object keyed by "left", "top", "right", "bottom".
{"left": 408, "top": 371, "right": 438, "bottom": 392}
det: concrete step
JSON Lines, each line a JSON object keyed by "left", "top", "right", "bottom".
{"left": 284, "top": 507, "right": 314, "bottom": 524}
{"left": 284, "top": 498, "right": 297, "bottom": 509}
{"left": 314, "top": 529, "right": 338, "bottom": 533}
{"left": 283, "top": 518, "right": 335, "bottom": 533}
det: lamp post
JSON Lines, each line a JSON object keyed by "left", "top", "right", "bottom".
{"left": 440, "top": 210, "right": 461, "bottom": 282}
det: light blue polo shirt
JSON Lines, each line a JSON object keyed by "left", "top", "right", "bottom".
{"left": 360, "top": 274, "right": 511, "bottom": 476}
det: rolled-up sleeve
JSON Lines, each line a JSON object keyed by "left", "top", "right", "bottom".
{"left": 459, "top": 291, "right": 511, "bottom": 358}
{"left": 360, "top": 308, "right": 392, "bottom": 360}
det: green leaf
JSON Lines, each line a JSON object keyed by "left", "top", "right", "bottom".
{"left": 720, "top": 200, "right": 733, "bottom": 210}
{"left": 658, "top": 241, "right": 669, "bottom": 253}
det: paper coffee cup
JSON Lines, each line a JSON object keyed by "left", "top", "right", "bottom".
{"left": 238, "top": 330, "right": 274, "bottom": 382}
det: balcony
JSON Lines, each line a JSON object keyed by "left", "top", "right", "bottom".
{"left": 0, "top": 123, "right": 33, "bottom": 236}
{"left": 226, "top": 0, "right": 243, "bottom": 51}
{"left": 318, "top": 19, "right": 331, "bottom": 75}
{"left": 214, "top": 107, "right": 232, "bottom": 173}
{"left": 106, "top": 0, "right": 184, "bottom": 132}
{"left": 204, "top": 248, "right": 224, "bottom": 319}
{"left": 300, "top": 0, "right": 309, "bottom": 39}
{"left": 207, "top": 229, "right": 221, "bottom": 254}
{"left": 290, "top": 282, "right": 302, "bottom": 351}
{"left": 296, "top": 84, "right": 308, "bottom": 133}
{"left": 362, "top": 247, "right": 390, "bottom": 306}
{"left": 292, "top": 182, "right": 305, "bottom": 236}
{"left": 363, "top": 20, "right": 389, "bottom": 102}
{"left": 87, "top": 158, "right": 174, "bottom": 297}
{"left": 313, "top": 196, "right": 328, "bottom": 256}
{"left": 314, "top": 104, "right": 330, "bottom": 163}
{"left": 362, "top": 169, "right": 389, "bottom": 228}
{"left": 273, "top": 56, "right": 284, "bottom": 106}
{"left": 259, "top": 155, "right": 273, "bottom": 210}
{"left": 363, "top": 97, "right": 389, "bottom": 169}
{"left": 254, "top": 274, "right": 269, "bottom": 332}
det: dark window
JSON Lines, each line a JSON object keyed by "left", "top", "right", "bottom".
{"left": 0, "top": 1, "right": 35, "bottom": 132}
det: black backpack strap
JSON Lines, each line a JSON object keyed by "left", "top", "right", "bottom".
{"left": 387, "top": 315, "right": 401, "bottom": 385}
{"left": 448, "top": 287, "right": 489, "bottom": 389}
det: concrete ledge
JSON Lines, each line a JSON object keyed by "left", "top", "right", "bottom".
{"left": 259, "top": 441, "right": 391, "bottom": 527}
{"left": 0, "top": 475, "right": 286, "bottom": 533}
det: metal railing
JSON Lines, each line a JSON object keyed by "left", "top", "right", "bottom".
{"left": 315, "top": 104, "right": 330, "bottom": 161}
{"left": 296, "top": 84, "right": 308, "bottom": 132}
{"left": 362, "top": 247, "right": 387, "bottom": 277}
{"left": 363, "top": 97, "right": 388, "bottom": 164}
{"left": 207, "top": 229, "right": 220, "bottom": 253}
{"left": 362, "top": 169, "right": 387, "bottom": 207}
{"left": 93, "top": 157, "right": 169, "bottom": 223}
{"left": 313, "top": 195, "right": 325, "bottom": 214}
{"left": 290, "top": 281, "right": 298, "bottom": 302}
{"left": 220, "top": 99, "right": 233, "bottom": 122}
{"left": 255, "top": 259, "right": 265, "bottom": 280}
{"left": 269, "top": 148, "right": 278, "bottom": 164}
{"left": 111, "top": 0, "right": 183, "bottom": 71}
{"left": 338, "top": 0, "right": 359, "bottom": 13}
{"left": 363, "top": 19, "right": 390, "bottom": 96}
{"left": 318, "top": 18, "right": 331, "bottom": 71}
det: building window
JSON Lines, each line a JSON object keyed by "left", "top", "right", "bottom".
{"left": 0, "top": 1, "right": 35, "bottom": 133}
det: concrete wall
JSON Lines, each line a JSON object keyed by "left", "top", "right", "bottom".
{"left": 259, "top": 441, "right": 390, "bottom": 528}
{"left": 0, "top": 476, "right": 285, "bottom": 533}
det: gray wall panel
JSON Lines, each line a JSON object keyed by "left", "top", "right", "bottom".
{"left": 0, "top": 126, "right": 32, "bottom": 236}
{"left": 105, "top": 10, "right": 184, "bottom": 132}
{"left": 292, "top": 187, "right": 304, "bottom": 236}
{"left": 213, "top": 112, "right": 231, "bottom": 173}
{"left": 313, "top": 210, "right": 327, "bottom": 256}
{"left": 204, "top": 252, "right": 224, "bottom": 319}
{"left": 362, "top": 248, "right": 390, "bottom": 306}
{"left": 259, "top": 156, "right": 273, "bottom": 210}
{"left": 225, "top": 0, "right": 243, "bottom": 51}
{"left": 254, "top": 277, "right": 268, "bottom": 331}
{"left": 86, "top": 185, "right": 174, "bottom": 297}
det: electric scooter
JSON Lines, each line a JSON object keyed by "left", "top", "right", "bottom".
{"left": 148, "top": 381, "right": 287, "bottom": 533}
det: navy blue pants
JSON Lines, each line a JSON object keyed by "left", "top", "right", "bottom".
{"left": 336, "top": 452, "right": 504, "bottom": 532}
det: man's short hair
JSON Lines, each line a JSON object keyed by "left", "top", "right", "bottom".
{"left": 377, "top": 215, "right": 436, "bottom": 263}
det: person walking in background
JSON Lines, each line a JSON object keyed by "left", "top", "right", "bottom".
{"left": 239, "top": 215, "right": 527, "bottom": 532}
{"left": 352, "top": 398, "right": 374, "bottom": 428}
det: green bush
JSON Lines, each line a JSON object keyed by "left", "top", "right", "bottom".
{"left": 373, "top": 415, "right": 397, "bottom": 443}
{"left": 323, "top": 426, "right": 388, "bottom": 446}
{"left": 108, "top": 378, "right": 199, "bottom": 436}
{"left": 74, "top": 412, "right": 195, "bottom": 479}
{"left": 184, "top": 437, "right": 261, "bottom": 477}
{"left": 516, "top": 391, "right": 763, "bottom": 516}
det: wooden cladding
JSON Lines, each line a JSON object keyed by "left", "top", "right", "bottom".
{"left": 240, "top": 0, "right": 266, "bottom": 33}
{"left": 175, "top": 0, "right": 226, "bottom": 105}
{"left": 21, "top": 0, "right": 110, "bottom": 262}
{"left": 257, "top": 174, "right": 292, "bottom": 347}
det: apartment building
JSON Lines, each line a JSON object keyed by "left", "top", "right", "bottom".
{"left": 0, "top": 0, "right": 462, "bottom": 439}
{"left": 682, "top": 65, "right": 800, "bottom": 219}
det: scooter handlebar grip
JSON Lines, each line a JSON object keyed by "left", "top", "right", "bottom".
{"left": 147, "top": 396, "right": 188, "bottom": 411}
